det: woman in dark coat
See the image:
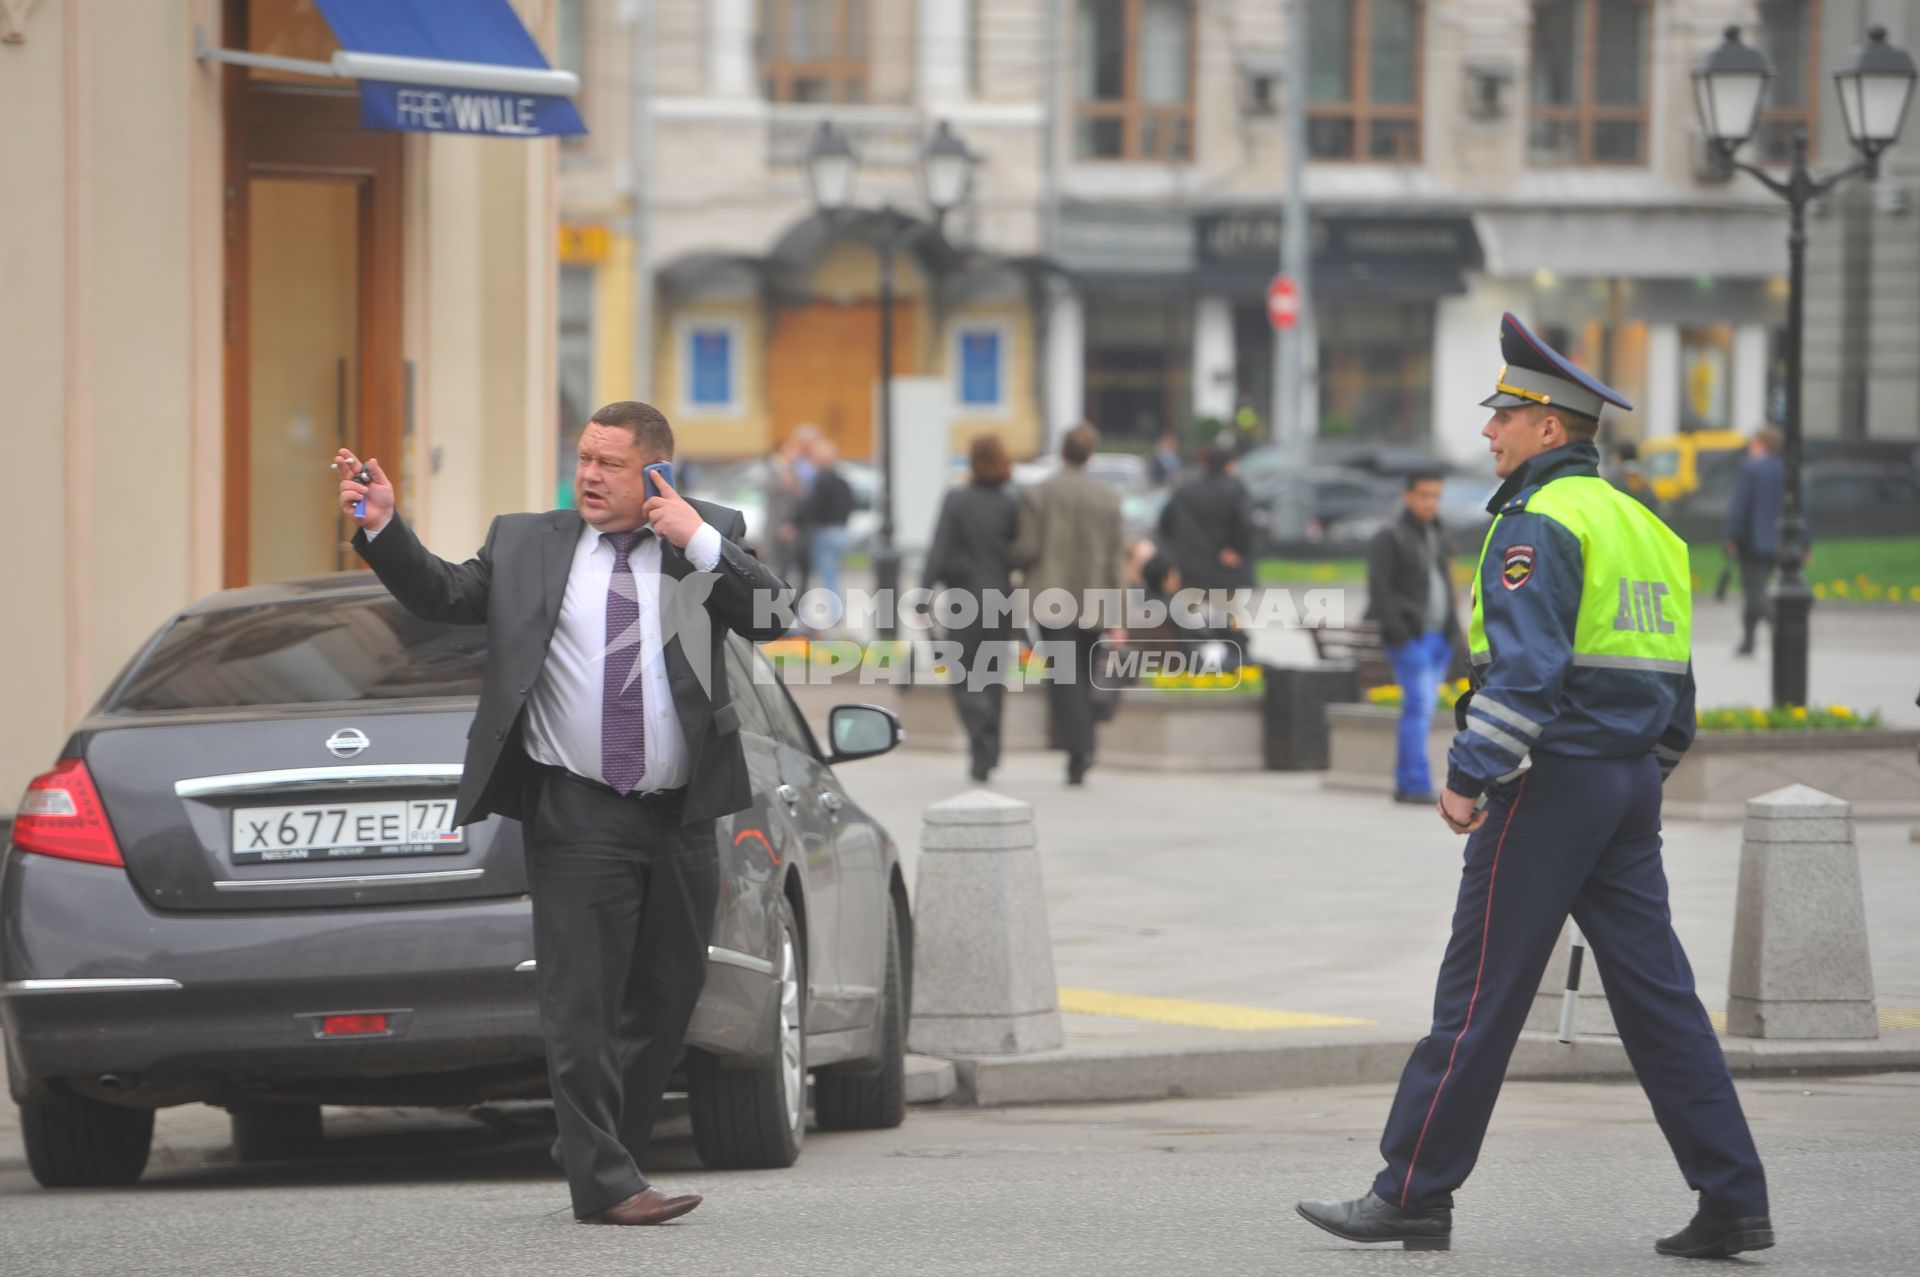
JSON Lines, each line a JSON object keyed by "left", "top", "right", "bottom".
{"left": 923, "top": 435, "right": 1020, "bottom": 783}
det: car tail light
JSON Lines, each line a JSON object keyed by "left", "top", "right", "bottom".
{"left": 12, "top": 759, "right": 125, "bottom": 867}
{"left": 321, "top": 1014, "right": 389, "bottom": 1037}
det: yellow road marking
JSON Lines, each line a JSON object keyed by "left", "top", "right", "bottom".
{"left": 1057, "top": 987, "right": 1374, "bottom": 1032}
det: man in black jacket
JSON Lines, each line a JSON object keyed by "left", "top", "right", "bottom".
{"left": 336, "top": 400, "right": 791, "bottom": 1227}
{"left": 1157, "top": 443, "right": 1255, "bottom": 665}
{"left": 1364, "top": 470, "right": 1459, "bottom": 803}
{"left": 799, "top": 439, "right": 856, "bottom": 609}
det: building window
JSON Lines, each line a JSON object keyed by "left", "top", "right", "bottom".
{"left": 1317, "top": 302, "right": 1433, "bottom": 445}
{"left": 761, "top": 0, "right": 868, "bottom": 104}
{"left": 1528, "top": 0, "right": 1650, "bottom": 166}
{"left": 954, "top": 326, "right": 1006, "bottom": 413}
{"left": 681, "top": 322, "right": 741, "bottom": 416}
{"left": 1754, "top": 0, "right": 1820, "bottom": 166}
{"left": 1307, "top": 0, "right": 1423, "bottom": 162}
{"left": 1074, "top": 0, "right": 1195, "bottom": 161}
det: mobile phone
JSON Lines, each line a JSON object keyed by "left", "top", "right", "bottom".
{"left": 643, "top": 461, "right": 674, "bottom": 500}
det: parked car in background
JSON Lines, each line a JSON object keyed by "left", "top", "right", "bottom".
{"left": 1012, "top": 451, "right": 1154, "bottom": 496}
{"left": 2, "top": 576, "right": 912, "bottom": 1188}
{"left": 1330, "top": 474, "right": 1501, "bottom": 558}
{"left": 1244, "top": 467, "right": 1400, "bottom": 553}
{"left": 1640, "top": 429, "right": 1747, "bottom": 504}
{"left": 1658, "top": 459, "right": 1920, "bottom": 542}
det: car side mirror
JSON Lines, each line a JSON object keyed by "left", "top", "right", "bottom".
{"left": 827, "top": 704, "right": 901, "bottom": 764}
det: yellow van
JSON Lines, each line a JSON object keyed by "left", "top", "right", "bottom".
{"left": 1639, "top": 430, "right": 1748, "bottom": 503}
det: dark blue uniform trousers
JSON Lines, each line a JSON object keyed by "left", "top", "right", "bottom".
{"left": 1373, "top": 751, "right": 1769, "bottom": 1218}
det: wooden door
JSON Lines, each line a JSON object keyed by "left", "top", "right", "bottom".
{"left": 224, "top": 77, "right": 403, "bottom": 586}
{"left": 767, "top": 302, "right": 918, "bottom": 461}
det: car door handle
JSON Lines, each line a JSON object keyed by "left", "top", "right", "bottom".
{"left": 817, "top": 791, "right": 843, "bottom": 818}
{"left": 775, "top": 784, "right": 800, "bottom": 808}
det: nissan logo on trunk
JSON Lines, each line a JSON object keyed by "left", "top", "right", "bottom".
{"left": 326, "top": 728, "right": 371, "bottom": 759}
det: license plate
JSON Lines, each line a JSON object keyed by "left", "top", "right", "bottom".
{"left": 230, "top": 800, "right": 464, "bottom": 864}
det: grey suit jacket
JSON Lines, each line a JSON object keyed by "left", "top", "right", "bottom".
{"left": 353, "top": 500, "right": 793, "bottom": 828}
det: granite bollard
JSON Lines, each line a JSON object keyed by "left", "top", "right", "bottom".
{"left": 907, "top": 790, "right": 1064, "bottom": 1056}
{"left": 1727, "top": 784, "right": 1878, "bottom": 1039}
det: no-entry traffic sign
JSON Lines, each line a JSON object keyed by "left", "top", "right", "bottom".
{"left": 1268, "top": 274, "right": 1299, "bottom": 331}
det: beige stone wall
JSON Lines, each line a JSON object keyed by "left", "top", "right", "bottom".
{"left": 0, "top": 0, "right": 221, "bottom": 809}
{"left": 0, "top": 0, "right": 562, "bottom": 810}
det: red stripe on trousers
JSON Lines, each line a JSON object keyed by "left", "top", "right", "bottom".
{"left": 1399, "top": 773, "right": 1530, "bottom": 1210}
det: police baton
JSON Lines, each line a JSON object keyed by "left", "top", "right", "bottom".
{"left": 1556, "top": 923, "right": 1588, "bottom": 1044}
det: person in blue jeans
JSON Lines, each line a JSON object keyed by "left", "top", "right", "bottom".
{"left": 1364, "top": 472, "right": 1460, "bottom": 803}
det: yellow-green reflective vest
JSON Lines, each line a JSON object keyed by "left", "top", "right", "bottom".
{"left": 1469, "top": 477, "right": 1692, "bottom": 675}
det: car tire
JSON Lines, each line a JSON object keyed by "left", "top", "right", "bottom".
{"left": 688, "top": 896, "right": 805, "bottom": 1170}
{"left": 814, "top": 898, "right": 907, "bottom": 1131}
{"left": 19, "top": 1094, "right": 154, "bottom": 1188}
{"left": 230, "top": 1102, "right": 324, "bottom": 1162}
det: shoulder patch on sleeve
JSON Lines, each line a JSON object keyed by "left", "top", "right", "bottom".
{"left": 1500, "top": 543, "right": 1536, "bottom": 590}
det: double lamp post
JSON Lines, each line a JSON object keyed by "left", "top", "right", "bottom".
{"left": 1692, "top": 24, "right": 1916, "bottom": 708}
{"left": 803, "top": 119, "right": 978, "bottom": 638}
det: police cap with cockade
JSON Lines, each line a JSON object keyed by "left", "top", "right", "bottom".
{"left": 1480, "top": 311, "right": 1633, "bottom": 420}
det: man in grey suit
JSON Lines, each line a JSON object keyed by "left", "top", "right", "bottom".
{"left": 1011, "top": 422, "right": 1125, "bottom": 785}
{"left": 335, "top": 401, "right": 791, "bottom": 1226}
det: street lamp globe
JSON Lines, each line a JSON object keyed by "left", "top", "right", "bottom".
{"left": 919, "top": 120, "right": 976, "bottom": 215}
{"left": 805, "top": 121, "right": 859, "bottom": 214}
{"left": 1693, "top": 25, "right": 1771, "bottom": 151}
{"left": 1833, "top": 25, "right": 1918, "bottom": 159}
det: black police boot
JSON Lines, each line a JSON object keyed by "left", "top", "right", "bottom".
{"left": 1296, "top": 1192, "right": 1451, "bottom": 1250}
{"left": 1655, "top": 1210, "right": 1774, "bottom": 1258}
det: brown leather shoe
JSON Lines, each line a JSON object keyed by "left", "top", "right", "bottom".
{"left": 583, "top": 1187, "right": 703, "bottom": 1226}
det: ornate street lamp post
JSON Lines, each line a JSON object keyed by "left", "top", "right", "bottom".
{"left": 1692, "top": 25, "right": 1916, "bottom": 708}
{"left": 805, "top": 120, "right": 977, "bottom": 638}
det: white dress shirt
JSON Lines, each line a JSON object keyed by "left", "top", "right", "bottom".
{"left": 522, "top": 519, "right": 723, "bottom": 792}
{"left": 368, "top": 514, "right": 723, "bottom": 793}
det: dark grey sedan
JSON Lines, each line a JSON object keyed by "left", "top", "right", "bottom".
{"left": 1, "top": 574, "right": 911, "bottom": 1187}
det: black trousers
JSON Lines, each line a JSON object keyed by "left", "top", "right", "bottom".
{"left": 1035, "top": 622, "right": 1103, "bottom": 767}
{"left": 522, "top": 766, "right": 721, "bottom": 1219}
{"left": 1373, "top": 752, "right": 1767, "bottom": 1217}
{"left": 947, "top": 628, "right": 1012, "bottom": 775}
{"left": 1738, "top": 554, "right": 1775, "bottom": 646}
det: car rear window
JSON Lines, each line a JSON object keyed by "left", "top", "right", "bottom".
{"left": 107, "top": 595, "right": 487, "bottom": 712}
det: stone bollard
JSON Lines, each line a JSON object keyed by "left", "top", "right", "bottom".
{"left": 907, "top": 790, "right": 1064, "bottom": 1056}
{"left": 1727, "top": 784, "right": 1878, "bottom": 1039}
{"left": 1527, "top": 920, "right": 1617, "bottom": 1038}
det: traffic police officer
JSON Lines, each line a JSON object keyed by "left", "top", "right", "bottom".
{"left": 1297, "top": 314, "right": 1772, "bottom": 1259}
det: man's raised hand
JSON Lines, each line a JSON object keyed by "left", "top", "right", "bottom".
{"left": 335, "top": 449, "right": 395, "bottom": 533}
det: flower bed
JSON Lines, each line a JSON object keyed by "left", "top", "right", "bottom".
{"left": 1323, "top": 702, "right": 1920, "bottom": 818}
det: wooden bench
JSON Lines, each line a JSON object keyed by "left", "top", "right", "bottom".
{"left": 1309, "top": 621, "right": 1393, "bottom": 690}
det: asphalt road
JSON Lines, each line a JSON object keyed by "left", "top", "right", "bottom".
{"left": 4, "top": 1074, "right": 1917, "bottom": 1276}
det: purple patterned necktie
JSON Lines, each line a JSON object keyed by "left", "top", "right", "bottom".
{"left": 601, "top": 530, "right": 647, "bottom": 794}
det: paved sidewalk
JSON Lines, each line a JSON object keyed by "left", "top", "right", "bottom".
{"left": 823, "top": 742, "right": 1920, "bottom": 1103}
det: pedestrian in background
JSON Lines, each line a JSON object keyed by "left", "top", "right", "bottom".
{"left": 1299, "top": 313, "right": 1770, "bottom": 1260}
{"left": 766, "top": 428, "right": 813, "bottom": 597}
{"left": 1364, "top": 470, "right": 1459, "bottom": 804}
{"left": 1150, "top": 429, "right": 1183, "bottom": 485}
{"left": 1725, "top": 426, "right": 1785, "bottom": 657}
{"left": 798, "top": 437, "right": 855, "bottom": 615}
{"left": 1157, "top": 441, "right": 1254, "bottom": 665}
{"left": 924, "top": 435, "right": 1020, "bottom": 783}
{"left": 1011, "top": 423, "right": 1125, "bottom": 786}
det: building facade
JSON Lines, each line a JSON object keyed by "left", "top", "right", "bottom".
{"left": 556, "top": 0, "right": 1918, "bottom": 473}
{"left": 2, "top": 0, "right": 570, "bottom": 805}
